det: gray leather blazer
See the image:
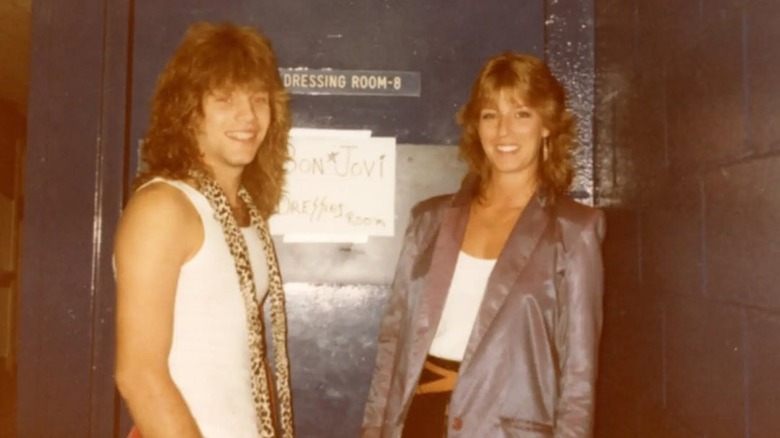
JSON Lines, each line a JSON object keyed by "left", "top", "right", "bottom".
{"left": 361, "top": 179, "right": 606, "bottom": 438}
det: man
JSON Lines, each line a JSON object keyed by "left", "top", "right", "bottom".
{"left": 114, "top": 22, "right": 294, "bottom": 438}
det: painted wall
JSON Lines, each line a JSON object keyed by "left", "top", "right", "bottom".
{"left": 129, "top": 0, "right": 545, "bottom": 154}
{"left": 0, "top": 98, "right": 24, "bottom": 438}
{"left": 594, "top": 0, "right": 780, "bottom": 436}
{"left": 17, "top": 0, "right": 131, "bottom": 436}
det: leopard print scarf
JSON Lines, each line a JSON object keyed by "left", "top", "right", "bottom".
{"left": 189, "top": 169, "right": 294, "bottom": 438}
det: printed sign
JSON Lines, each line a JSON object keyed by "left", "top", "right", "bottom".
{"left": 279, "top": 68, "right": 421, "bottom": 97}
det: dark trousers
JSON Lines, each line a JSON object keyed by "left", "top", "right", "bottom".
{"left": 401, "top": 355, "right": 460, "bottom": 438}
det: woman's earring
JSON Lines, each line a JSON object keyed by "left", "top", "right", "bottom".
{"left": 542, "top": 137, "right": 549, "bottom": 162}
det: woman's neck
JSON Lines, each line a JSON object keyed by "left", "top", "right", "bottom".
{"left": 479, "top": 172, "right": 538, "bottom": 209}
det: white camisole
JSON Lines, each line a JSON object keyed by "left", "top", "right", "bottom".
{"left": 428, "top": 251, "right": 497, "bottom": 362}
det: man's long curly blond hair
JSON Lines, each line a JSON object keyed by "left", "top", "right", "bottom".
{"left": 136, "top": 22, "right": 291, "bottom": 218}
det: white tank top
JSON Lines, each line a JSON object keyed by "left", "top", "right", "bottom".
{"left": 429, "top": 251, "right": 496, "bottom": 362}
{"left": 145, "top": 178, "right": 268, "bottom": 438}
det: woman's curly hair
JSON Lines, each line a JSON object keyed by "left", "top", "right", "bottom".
{"left": 457, "top": 52, "right": 576, "bottom": 200}
{"left": 136, "top": 22, "right": 291, "bottom": 218}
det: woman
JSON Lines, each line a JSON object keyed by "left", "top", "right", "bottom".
{"left": 361, "top": 52, "right": 605, "bottom": 437}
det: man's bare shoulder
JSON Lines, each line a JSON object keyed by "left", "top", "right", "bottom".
{"left": 126, "top": 181, "right": 196, "bottom": 218}
{"left": 123, "top": 182, "right": 198, "bottom": 226}
{"left": 116, "top": 181, "right": 201, "bottom": 259}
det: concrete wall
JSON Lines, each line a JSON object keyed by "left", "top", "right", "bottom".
{"left": 594, "top": 0, "right": 780, "bottom": 436}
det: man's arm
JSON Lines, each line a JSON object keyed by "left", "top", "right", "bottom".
{"left": 114, "top": 183, "right": 204, "bottom": 438}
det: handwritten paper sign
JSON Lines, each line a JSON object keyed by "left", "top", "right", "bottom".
{"left": 269, "top": 130, "right": 396, "bottom": 240}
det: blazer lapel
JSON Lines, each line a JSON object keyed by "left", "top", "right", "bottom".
{"left": 406, "top": 198, "right": 470, "bottom": 391}
{"left": 459, "top": 194, "right": 552, "bottom": 371}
